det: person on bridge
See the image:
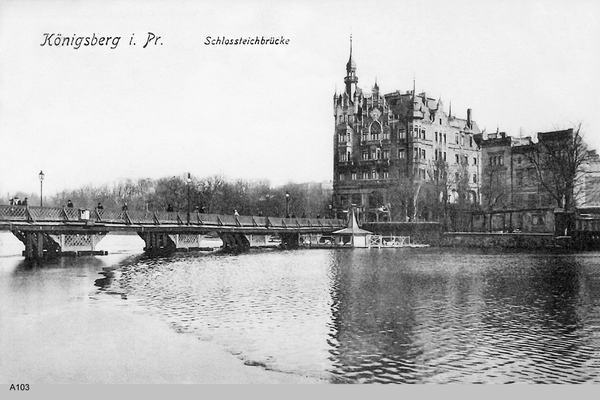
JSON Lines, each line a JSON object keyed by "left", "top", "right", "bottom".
{"left": 122, "top": 203, "right": 128, "bottom": 211}
{"left": 97, "top": 202, "right": 104, "bottom": 210}
{"left": 67, "top": 200, "right": 73, "bottom": 208}
{"left": 234, "top": 209, "right": 239, "bottom": 216}
{"left": 167, "top": 204, "right": 173, "bottom": 212}
{"left": 22, "top": 198, "right": 28, "bottom": 206}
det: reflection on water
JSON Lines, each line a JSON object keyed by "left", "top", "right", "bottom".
{"left": 2, "top": 233, "right": 600, "bottom": 383}
{"left": 97, "top": 248, "right": 600, "bottom": 383}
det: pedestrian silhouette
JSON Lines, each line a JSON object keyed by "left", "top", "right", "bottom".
{"left": 97, "top": 202, "right": 104, "bottom": 210}
{"left": 67, "top": 200, "right": 73, "bottom": 208}
{"left": 122, "top": 203, "right": 128, "bottom": 211}
{"left": 167, "top": 204, "right": 173, "bottom": 212}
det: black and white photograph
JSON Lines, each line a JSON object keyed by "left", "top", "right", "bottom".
{"left": 1, "top": 0, "right": 600, "bottom": 392}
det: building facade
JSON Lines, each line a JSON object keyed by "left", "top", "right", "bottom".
{"left": 478, "top": 127, "right": 600, "bottom": 213}
{"left": 332, "top": 41, "right": 481, "bottom": 222}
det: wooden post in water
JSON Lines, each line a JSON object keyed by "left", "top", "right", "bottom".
{"left": 36, "top": 233, "right": 44, "bottom": 258}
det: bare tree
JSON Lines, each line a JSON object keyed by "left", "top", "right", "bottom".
{"left": 523, "top": 123, "right": 590, "bottom": 211}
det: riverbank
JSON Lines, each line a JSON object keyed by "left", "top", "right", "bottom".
{"left": 0, "top": 255, "right": 322, "bottom": 384}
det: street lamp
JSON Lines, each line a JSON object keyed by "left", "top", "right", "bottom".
{"left": 285, "top": 191, "right": 290, "bottom": 218}
{"left": 39, "top": 170, "right": 44, "bottom": 207}
{"left": 186, "top": 173, "right": 192, "bottom": 224}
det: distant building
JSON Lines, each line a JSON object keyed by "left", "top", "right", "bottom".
{"left": 478, "top": 127, "right": 599, "bottom": 212}
{"left": 332, "top": 39, "right": 481, "bottom": 222}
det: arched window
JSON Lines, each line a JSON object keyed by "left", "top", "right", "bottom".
{"left": 370, "top": 122, "right": 381, "bottom": 140}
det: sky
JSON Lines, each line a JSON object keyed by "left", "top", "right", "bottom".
{"left": 1, "top": 0, "right": 599, "bottom": 198}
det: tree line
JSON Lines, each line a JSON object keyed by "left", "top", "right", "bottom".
{"left": 4, "top": 175, "right": 335, "bottom": 218}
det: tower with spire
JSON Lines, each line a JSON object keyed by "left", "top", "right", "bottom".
{"left": 332, "top": 37, "right": 482, "bottom": 223}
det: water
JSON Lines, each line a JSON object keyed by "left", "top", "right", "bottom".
{"left": 2, "top": 231, "right": 600, "bottom": 383}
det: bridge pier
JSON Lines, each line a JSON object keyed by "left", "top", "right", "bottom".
{"left": 14, "top": 231, "right": 107, "bottom": 259}
{"left": 280, "top": 233, "right": 300, "bottom": 249}
{"left": 139, "top": 232, "right": 177, "bottom": 253}
{"left": 219, "top": 233, "right": 251, "bottom": 252}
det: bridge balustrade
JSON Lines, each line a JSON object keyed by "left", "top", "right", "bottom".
{"left": 27, "top": 206, "right": 64, "bottom": 222}
{"left": 127, "top": 211, "right": 156, "bottom": 224}
{"left": 237, "top": 215, "right": 256, "bottom": 227}
{"left": 154, "top": 211, "right": 180, "bottom": 224}
{"left": 97, "top": 210, "right": 128, "bottom": 223}
{"left": 64, "top": 207, "right": 80, "bottom": 221}
{"left": 268, "top": 217, "right": 285, "bottom": 228}
{"left": 252, "top": 216, "right": 268, "bottom": 227}
{"left": 283, "top": 217, "right": 300, "bottom": 227}
{"left": 307, "top": 218, "right": 322, "bottom": 227}
{"left": 0, "top": 205, "right": 28, "bottom": 221}
{"left": 219, "top": 215, "right": 238, "bottom": 226}
{"left": 198, "top": 213, "right": 220, "bottom": 225}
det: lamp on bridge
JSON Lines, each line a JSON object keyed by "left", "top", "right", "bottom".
{"left": 285, "top": 191, "right": 290, "bottom": 218}
{"left": 186, "top": 172, "right": 192, "bottom": 224}
{"left": 39, "top": 170, "right": 44, "bottom": 207}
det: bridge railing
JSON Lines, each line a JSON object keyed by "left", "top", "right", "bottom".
{"left": 0, "top": 205, "right": 28, "bottom": 221}
{"left": 0, "top": 205, "right": 346, "bottom": 229}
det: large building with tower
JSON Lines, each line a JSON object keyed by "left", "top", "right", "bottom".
{"left": 332, "top": 40, "right": 482, "bottom": 222}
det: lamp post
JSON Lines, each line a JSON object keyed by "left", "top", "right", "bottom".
{"left": 285, "top": 191, "right": 290, "bottom": 218}
{"left": 39, "top": 170, "right": 44, "bottom": 207}
{"left": 186, "top": 173, "right": 192, "bottom": 224}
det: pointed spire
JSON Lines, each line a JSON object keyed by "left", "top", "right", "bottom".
{"left": 346, "top": 34, "right": 356, "bottom": 73}
{"left": 449, "top": 101, "right": 452, "bottom": 118}
{"left": 374, "top": 77, "right": 379, "bottom": 90}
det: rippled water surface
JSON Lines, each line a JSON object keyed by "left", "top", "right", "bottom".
{"left": 93, "top": 247, "right": 600, "bottom": 383}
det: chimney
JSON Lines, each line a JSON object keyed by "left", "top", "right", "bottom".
{"left": 467, "top": 108, "right": 472, "bottom": 128}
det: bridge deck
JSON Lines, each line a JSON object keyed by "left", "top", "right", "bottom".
{"left": 0, "top": 205, "right": 345, "bottom": 234}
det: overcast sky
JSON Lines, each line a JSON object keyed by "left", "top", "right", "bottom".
{"left": 1, "top": 0, "right": 599, "bottom": 197}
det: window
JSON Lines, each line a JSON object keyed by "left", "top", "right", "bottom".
{"left": 444, "top": 133, "right": 447, "bottom": 143}
{"left": 362, "top": 171, "right": 370, "bottom": 180}
{"left": 464, "top": 156, "right": 468, "bottom": 165}
{"left": 372, "top": 169, "right": 378, "bottom": 179}
{"left": 351, "top": 172, "right": 357, "bottom": 180}
{"left": 439, "top": 118, "right": 442, "bottom": 124}
{"left": 473, "top": 157, "right": 477, "bottom": 165}
{"left": 443, "top": 152, "right": 447, "bottom": 161}
{"left": 469, "top": 136, "right": 473, "bottom": 147}
{"left": 435, "top": 132, "right": 438, "bottom": 142}
{"left": 398, "top": 127, "right": 406, "bottom": 139}
{"left": 382, "top": 171, "right": 389, "bottom": 179}
{"left": 362, "top": 131, "right": 368, "bottom": 141}
{"left": 398, "top": 149, "right": 405, "bottom": 159}
{"left": 383, "top": 150, "right": 389, "bottom": 159}
{"left": 455, "top": 133, "right": 459, "bottom": 144}
{"left": 455, "top": 154, "right": 460, "bottom": 164}
{"left": 347, "top": 151, "right": 351, "bottom": 161}
{"left": 362, "top": 151, "right": 368, "bottom": 160}
{"left": 383, "top": 131, "right": 389, "bottom": 140}
{"left": 473, "top": 174, "right": 477, "bottom": 183}
{"left": 421, "top": 129, "right": 426, "bottom": 140}
{"left": 371, "top": 149, "right": 377, "bottom": 159}
{"left": 499, "top": 156, "right": 504, "bottom": 166}
{"left": 339, "top": 173, "right": 345, "bottom": 181}
{"left": 370, "top": 122, "right": 381, "bottom": 140}
{"left": 339, "top": 152, "right": 347, "bottom": 161}
{"left": 422, "top": 149, "right": 426, "bottom": 159}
